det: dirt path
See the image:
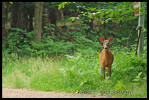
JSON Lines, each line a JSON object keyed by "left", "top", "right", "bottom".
{"left": 2, "top": 88, "right": 109, "bottom": 98}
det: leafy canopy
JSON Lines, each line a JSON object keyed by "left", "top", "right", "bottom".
{"left": 58, "top": 2, "right": 146, "bottom": 24}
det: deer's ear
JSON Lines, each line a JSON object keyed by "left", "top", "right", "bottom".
{"left": 109, "top": 37, "right": 112, "bottom": 41}
{"left": 100, "top": 37, "right": 104, "bottom": 42}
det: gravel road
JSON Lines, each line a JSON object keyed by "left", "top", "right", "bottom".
{"left": 2, "top": 88, "right": 109, "bottom": 98}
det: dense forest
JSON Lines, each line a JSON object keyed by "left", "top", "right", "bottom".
{"left": 2, "top": 2, "right": 147, "bottom": 98}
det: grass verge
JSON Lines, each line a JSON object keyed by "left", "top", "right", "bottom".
{"left": 2, "top": 51, "right": 147, "bottom": 98}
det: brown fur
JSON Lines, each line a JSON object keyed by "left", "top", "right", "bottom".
{"left": 99, "top": 37, "right": 114, "bottom": 78}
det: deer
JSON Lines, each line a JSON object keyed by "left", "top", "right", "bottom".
{"left": 99, "top": 37, "right": 114, "bottom": 79}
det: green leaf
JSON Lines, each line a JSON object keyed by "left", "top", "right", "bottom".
{"left": 58, "top": 2, "right": 70, "bottom": 10}
{"left": 101, "top": 21, "right": 104, "bottom": 24}
{"left": 116, "top": 38, "right": 122, "bottom": 43}
{"left": 136, "top": 72, "right": 142, "bottom": 79}
{"left": 105, "top": 20, "right": 108, "bottom": 23}
{"left": 17, "top": 40, "right": 20, "bottom": 43}
{"left": 88, "top": 13, "right": 94, "bottom": 19}
{"left": 9, "top": 2, "right": 13, "bottom": 4}
{"left": 122, "top": 37, "right": 128, "bottom": 41}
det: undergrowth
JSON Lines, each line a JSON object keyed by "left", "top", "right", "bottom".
{"left": 2, "top": 26, "right": 147, "bottom": 98}
{"left": 2, "top": 49, "right": 147, "bottom": 98}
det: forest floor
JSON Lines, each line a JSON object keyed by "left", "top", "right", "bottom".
{"left": 2, "top": 88, "right": 110, "bottom": 98}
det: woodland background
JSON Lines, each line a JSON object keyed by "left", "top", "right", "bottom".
{"left": 2, "top": 2, "right": 147, "bottom": 98}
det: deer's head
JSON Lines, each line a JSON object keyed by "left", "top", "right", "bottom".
{"left": 100, "top": 37, "right": 112, "bottom": 50}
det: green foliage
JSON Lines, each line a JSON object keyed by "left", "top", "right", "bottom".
{"left": 112, "top": 51, "right": 146, "bottom": 82}
{"left": 69, "top": 17, "right": 79, "bottom": 22}
{"left": 57, "top": 2, "right": 147, "bottom": 51}
{"left": 58, "top": 2, "right": 71, "bottom": 10}
{"left": 3, "top": 28, "right": 35, "bottom": 55}
{"left": 58, "top": 2, "right": 147, "bottom": 24}
{"left": 3, "top": 25, "right": 101, "bottom": 57}
{"left": 2, "top": 49, "right": 147, "bottom": 97}
{"left": 2, "top": 2, "right": 147, "bottom": 98}
{"left": 9, "top": 2, "right": 13, "bottom": 4}
{"left": 96, "top": 3, "right": 144, "bottom": 24}
{"left": 30, "top": 40, "right": 77, "bottom": 57}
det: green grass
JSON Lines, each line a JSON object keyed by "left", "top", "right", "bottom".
{"left": 2, "top": 51, "right": 147, "bottom": 98}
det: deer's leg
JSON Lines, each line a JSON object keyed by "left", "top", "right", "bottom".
{"left": 102, "top": 66, "right": 105, "bottom": 79}
{"left": 107, "top": 66, "right": 111, "bottom": 78}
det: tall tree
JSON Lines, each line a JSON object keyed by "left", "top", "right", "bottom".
{"left": 11, "top": 2, "right": 27, "bottom": 30}
{"left": 47, "top": 2, "right": 61, "bottom": 26}
{"left": 2, "top": 2, "right": 10, "bottom": 42}
{"left": 137, "top": 2, "right": 145, "bottom": 57}
{"left": 48, "top": 7, "right": 57, "bottom": 25}
{"left": 25, "top": 2, "right": 35, "bottom": 32}
{"left": 34, "top": 2, "right": 44, "bottom": 43}
{"left": 2, "top": 2, "right": 7, "bottom": 42}
{"left": 42, "top": 7, "right": 49, "bottom": 33}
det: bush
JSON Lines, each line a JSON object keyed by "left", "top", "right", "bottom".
{"left": 3, "top": 28, "right": 35, "bottom": 55}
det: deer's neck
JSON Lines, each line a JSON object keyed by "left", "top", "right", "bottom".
{"left": 103, "top": 49, "right": 110, "bottom": 59}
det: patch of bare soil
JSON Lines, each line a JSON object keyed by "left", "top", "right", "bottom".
{"left": 2, "top": 88, "right": 109, "bottom": 98}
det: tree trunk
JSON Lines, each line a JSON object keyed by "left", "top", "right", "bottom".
{"left": 2, "top": 2, "right": 10, "bottom": 42}
{"left": 60, "top": 9, "right": 65, "bottom": 25}
{"left": 11, "top": 2, "right": 18, "bottom": 28}
{"left": 23, "top": 6, "right": 29, "bottom": 32}
{"left": 27, "top": 9, "right": 34, "bottom": 32}
{"left": 28, "top": 11, "right": 34, "bottom": 32}
{"left": 42, "top": 7, "right": 49, "bottom": 34}
{"left": 12, "top": 2, "right": 27, "bottom": 30}
{"left": 2, "top": 2, "right": 7, "bottom": 42}
{"left": 48, "top": 8, "right": 57, "bottom": 26}
{"left": 137, "top": 2, "right": 144, "bottom": 57}
{"left": 25, "top": 2, "right": 34, "bottom": 32}
{"left": 34, "top": 2, "right": 44, "bottom": 43}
